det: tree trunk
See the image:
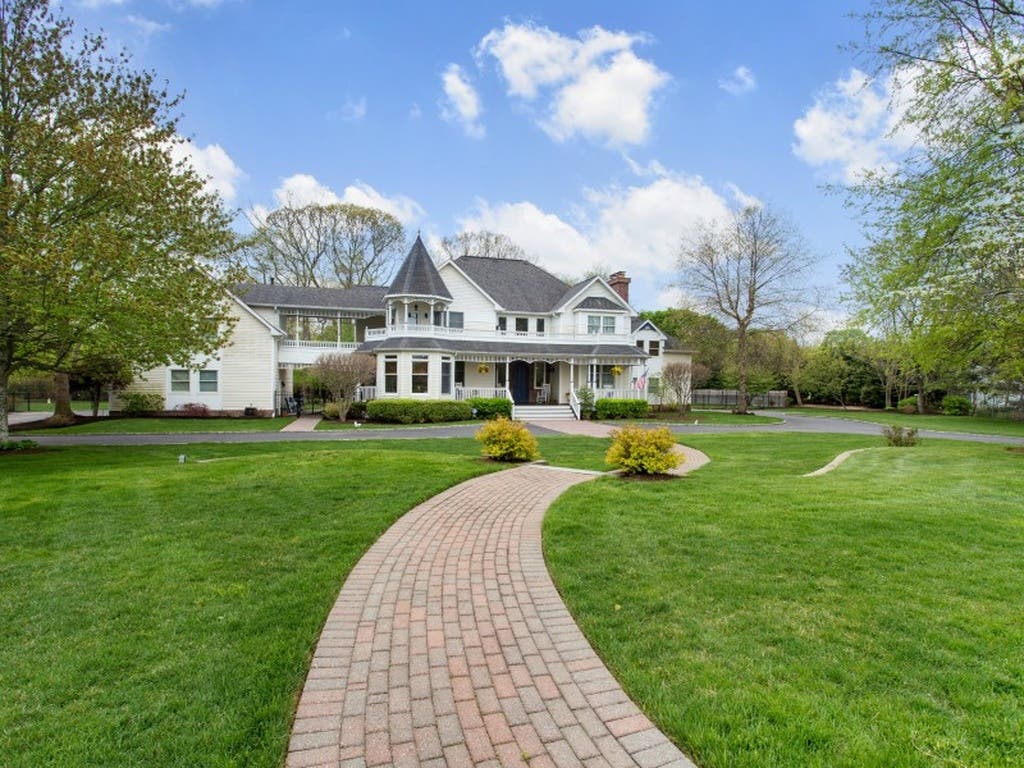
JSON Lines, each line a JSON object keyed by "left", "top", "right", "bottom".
{"left": 0, "top": 364, "right": 10, "bottom": 442}
{"left": 917, "top": 376, "right": 926, "bottom": 414}
{"left": 50, "top": 373, "right": 77, "bottom": 425}
{"left": 91, "top": 383, "right": 102, "bottom": 417}
{"left": 735, "top": 326, "right": 749, "bottom": 414}
{"left": 792, "top": 383, "right": 803, "bottom": 407}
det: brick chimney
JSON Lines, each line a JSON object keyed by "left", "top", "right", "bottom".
{"left": 608, "top": 271, "right": 630, "bottom": 303}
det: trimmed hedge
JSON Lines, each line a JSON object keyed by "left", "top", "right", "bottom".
{"left": 605, "top": 425, "right": 680, "bottom": 475}
{"left": 122, "top": 392, "right": 165, "bottom": 416}
{"left": 476, "top": 417, "right": 540, "bottom": 462}
{"left": 942, "top": 395, "right": 971, "bottom": 415}
{"left": 595, "top": 398, "right": 649, "bottom": 419}
{"left": 366, "top": 399, "right": 473, "bottom": 424}
{"left": 466, "top": 397, "right": 512, "bottom": 420}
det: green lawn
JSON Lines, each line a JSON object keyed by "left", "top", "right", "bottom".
{"left": 632, "top": 410, "right": 783, "bottom": 426}
{"left": 786, "top": 406, "right": 1024, "bottom": 437}
{"left": 315, "top": 418, "right": 483, "bottom": 431}
{"left": 23, "top": 416, "right": 297, "bottom": 434}
{"left": 0, "top": 439, "right": 499, "bottom": 767}
{"left": 544, "top": 433, "right": 1024, "bottom": 767}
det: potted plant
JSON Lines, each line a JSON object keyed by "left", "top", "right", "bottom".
{"left": 477, "top": 363, "right": 490, "bottom": 374}
{"left": 610, "top": 365, "right": 624, "bottom": 376}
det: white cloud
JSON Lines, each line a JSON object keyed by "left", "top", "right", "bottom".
{"left": 719, "top": 65, "right": 757, "bottom": 95}
{"left": 440, "top": 64, "right": 485, "bottom": 139}
{"left": 77, "top": 0, "right": 127, "bottom": 7}
{"left": 263, "top": 174, "right": 425, "bottom": 226}
{"left": 169, "top": 138, "right": 245, "bottom": 203}
{"left": 456, "top": 161, "right": 739, "bottom": 307}
{"left": 125, "top": 15, "right": 171, "bottom": 40}
{"left": 408, "top": 103, "right": 422, "bottom": 119}
{"left": 793, "top": 68, "right": 917, "bottom": 184}
{"left": 329, "top": 96, "right": 367, "bottom": 123}
{"left": 724, "top": 182, "right": 762, "bottom": 210}
{"left": 476, "top": 22, "right": 669, "bottom": 147}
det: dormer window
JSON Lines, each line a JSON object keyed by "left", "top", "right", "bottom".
{"left": 587, "top": 315, "right": 616, "bottom": 335}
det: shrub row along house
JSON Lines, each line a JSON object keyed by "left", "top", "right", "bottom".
{"left": 114, "top": 237, "right": 692, "bottom": 419}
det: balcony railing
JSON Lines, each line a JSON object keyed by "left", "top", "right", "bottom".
{"left": 364, "top": 325, "right": 631, "bottom": 343}
{"left": 281, "top": 339, "right": 360, "bottom": 350}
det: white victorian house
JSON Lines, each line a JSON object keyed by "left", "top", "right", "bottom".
{"left": 114, "top": 237, "right": 692, "bottom": 418}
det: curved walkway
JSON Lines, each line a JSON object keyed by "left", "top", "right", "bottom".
{"left": 287, "top": 464, "right": 697, "bottom": 768}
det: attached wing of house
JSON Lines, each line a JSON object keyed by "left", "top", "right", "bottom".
{"left": 115, "top": 237, "right": 690, "bottom": 418}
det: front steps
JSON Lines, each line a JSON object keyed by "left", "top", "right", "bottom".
{"left": 513, "top": 404, "right": 576, "bottom": 421}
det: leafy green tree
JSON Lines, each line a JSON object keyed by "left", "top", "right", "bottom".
{"left": 244, "top": 203, "right": 405, "bottom": 287}
{"left": 845, "top": 0, "right": 1024, "bottom": 408}
{"left": 0, "top": 0, "right": 239, "bottom": 439}
{"left": 639, "top": 308, "right": 732, "bottom": 386}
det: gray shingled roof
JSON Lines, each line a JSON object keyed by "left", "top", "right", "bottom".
{"left": 387, "top": 236, "right": 452, "bottom": 299}
{"left": 235, "top": 283, "right": 387, "bottom": 311}
{"left": 575, "top": 296, "right": 624, "bottom": 311}
{"left": 358, "top": 337, "right": 647, "bottom": 359}
{"left": 454, "top": 256, "right": 572, "bottom": 312}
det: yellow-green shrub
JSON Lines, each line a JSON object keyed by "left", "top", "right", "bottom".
{"left": 605, "top": 425, "right": 681, "bottom": 475}
{"left": 475, "top": 417, "right": 540, "bottom": 462}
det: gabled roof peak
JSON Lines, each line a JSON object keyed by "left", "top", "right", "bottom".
{"left": 387, "top": 236, "right": 452, "bottom": 300}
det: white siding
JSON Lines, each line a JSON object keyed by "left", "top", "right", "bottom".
{"left": 438, "top": 264, "right": 498, "bottom": 332}
{"left": 220, "top": 304, "right": 278, "bottom": 412}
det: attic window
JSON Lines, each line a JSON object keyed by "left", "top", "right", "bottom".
{"left": 649, "top": 341, "right": 660, "bottom": 356}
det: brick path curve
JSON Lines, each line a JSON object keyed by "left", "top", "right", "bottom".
{"left": 287, "top": 464, "right": 697, "bottom": 768}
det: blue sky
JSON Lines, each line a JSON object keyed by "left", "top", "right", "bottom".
{"left": 63, "top": 1, "right": 908, "bottom": 312}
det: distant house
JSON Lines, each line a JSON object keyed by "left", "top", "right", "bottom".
{"left": 113, "top": 237, "right": 692, "bottom": 418}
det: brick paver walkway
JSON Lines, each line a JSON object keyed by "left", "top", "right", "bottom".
{"left": 281, "top": 415, "right": 323, "bottom": 432}
{"left": 287, "top": 464, "right": 697, "bottom": 768}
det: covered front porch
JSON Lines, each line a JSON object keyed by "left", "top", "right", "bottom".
{"left": 454, "top": 354, "right": 647, "bottom": 406}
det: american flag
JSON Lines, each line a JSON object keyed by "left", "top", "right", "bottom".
{"left": 634, "top": 368, "right": 648, "bottom": 390}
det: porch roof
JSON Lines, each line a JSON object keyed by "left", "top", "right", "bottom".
{"left": 357, "top": 336, "right": 647, "bottom": 360}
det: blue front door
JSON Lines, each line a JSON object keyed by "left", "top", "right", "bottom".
{"left": 510, "top": 361, "right": 530, "bottom": 404}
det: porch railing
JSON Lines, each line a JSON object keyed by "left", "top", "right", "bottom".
{"left": 281, "top": 339, "right": 360, "bottom": 350}
{"left": 355, "top": 385, "right": 377, "bottom": 402}
{"left": 454, "top": 386, "right": 507, "bottom": 401}
{"left": 591, "top": 388, "right": 648, "bottom": 400}
{"left": 568, "top": 389, "right": 581, "bottom": 420}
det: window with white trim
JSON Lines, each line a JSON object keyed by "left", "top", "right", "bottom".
{"left": 515, "top": 317, "right": 528, "bottom": 334}
{"left": 449, "top": 311, "right": 464, "bottom": 329}
{"left": 198, "top": 369, "right": 218, "bottom": 393}
{"left": 536, "top": 318, "right": 545, "bottom": 334}
{"left": 648, "top": 340, "right": 660, "bottom": 356}
{"left": 384, "top": 355, "right": 398, "bottom": 394}
{"left": 587, "top": 315, "right": 601, "bottom": 334}
{"left": 603, "top": 316, "right": 616, "bottom": 334}
{"left": 170, "top": 369, "right": 189, "bottom": 392}
{"left": 441, "top": 356, "right": 452, "bottom": 395}
{"left": 587, "top": 315, "right": 617, "bottom": 335}
{"left": 411, "top": 355, "right": 429, "bottom": 394}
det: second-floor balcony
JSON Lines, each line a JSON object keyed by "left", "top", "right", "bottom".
{"left": 364, "top": 323, "right": 631, "bottom": 344}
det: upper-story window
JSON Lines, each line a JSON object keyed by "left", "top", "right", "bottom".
{"left": 497, "top": 317, "right": 507, "bottom": 332}
{"left": 515, "top": 317, "right": 528, "bottom": 334}
{"left": 587, "top": 315, "right": 616, "bottom": 334}
{"left": 648, "top": 340, "right": 660, "bottom": 356}
{"left": 449, "top": 311, "right": 464, "bottom": 329}
{"left": 537, "top": 318, "right": 545, "bottom": 334}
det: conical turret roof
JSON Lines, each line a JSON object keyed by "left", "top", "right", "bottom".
{"left": 386, "top": 236, "right": 452, "bottom": 300}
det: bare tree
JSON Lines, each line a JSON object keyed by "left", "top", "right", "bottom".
{"left": 244, "top": 203, "right": 405, "bottom": 287}
{"left": 439, "top": 231, "right": 533, "bottom": 262}
{"left": 310, "top": 352, "right": 376, "bottom": 421}
{"left": 662, "top": 361, "right": 709, "bottom": 414}
{"left": 678, "top": 206, "right": 817, "bottom": 413}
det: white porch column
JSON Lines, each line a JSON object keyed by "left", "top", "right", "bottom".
{"left": 403, "top": 299, "right": 410, "bottom": 327}
{"left": 504, "top": 358, "right": 510, "bottom": 394}
{"left": 569, "top": 359, "right": 575, "bottom": 393}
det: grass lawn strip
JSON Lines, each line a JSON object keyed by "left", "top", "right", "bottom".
{"left": 802, "top": 447, "right": 875, "bottom": 477}
{"left": 786, "top": 406, "right": 1024, "bottom": 437}
{"left": 22, "top": 416, "right": 297, "bottom": 434}
{"left": 545, "top": 433, "right": 1024, "bottom": 768}
{"left": 315, "top": 419, "right": 484, "bottom": 431}
{"left": 0, "top": 439, "right": 501, "bottom": 767}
